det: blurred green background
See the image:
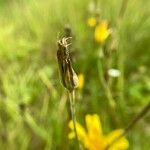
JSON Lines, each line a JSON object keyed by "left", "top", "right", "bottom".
{"left": 0, "top": 0, "right": 150, "bottom": 149}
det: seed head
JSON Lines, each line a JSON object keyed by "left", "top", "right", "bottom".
{"left": 57, "top": 37, "right": 79, "bottom": 92}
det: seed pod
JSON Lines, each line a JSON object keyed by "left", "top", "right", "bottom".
{"left": 57, "top": 37, "right": 79, "bottom": 92}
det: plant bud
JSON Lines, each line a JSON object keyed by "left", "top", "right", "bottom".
{"left": 57, "top": 37, "right": 79, "bottom": 92}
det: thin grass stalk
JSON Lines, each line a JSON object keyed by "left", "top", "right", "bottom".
{"left": 97, "top": 58, "right": 116, "bottom": 108}
{"left": 105, "top": 101, "right": 150, "bottom": 150}
{"left": 117, "top": 0, "right": 129, "bottom": 122}
{"left": 97, "top": 58, "right": 122, "bottom": 126}
{"left": 119, "top": 0, "right": 129, "bottom": 19}
{"left": 117, "top": 0, "right": 129, "bottom": 98}
{"left": 117, "top": 0, "right": 129, "bottom": 102}
{"left": 68, "top": 90, "right": 80, "bottom": 149}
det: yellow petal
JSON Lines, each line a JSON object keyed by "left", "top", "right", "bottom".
{"left": 106, "top": 129, "right": 129, "bottom": 150}
{"left": 87, "top": 17, "right": 97, "bottom": 27}
{"left": 86, "top": 135, "right": 107, "bottom": 150}
{"left": 95, "top": 20, "right": 110, "bottom": 43}
{"left": 110, "top": 138, "right": 129, "bottom": 150}
{"left": 85, "top": 114, "right": 102, "bottom": 137}
{"left": 68, "top": 120, "right": 87, "bottom": 144}
{"left": 106, "top": 129, "right": 123, "bottom": 143}
{"left": 78, "top": 74, "right": 84, "bottom": 90}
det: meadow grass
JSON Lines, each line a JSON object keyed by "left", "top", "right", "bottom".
{"left": 0, "top": 0, "right": 150, "bottom": 149}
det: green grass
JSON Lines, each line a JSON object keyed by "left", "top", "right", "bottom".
{"left": 0, "top": 0, "right": 150, "bottom": 149}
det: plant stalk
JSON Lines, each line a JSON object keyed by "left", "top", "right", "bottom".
{"left": 119, "top": 0, "right": 129, "bottom": 19}
{"left": 105, "top": 101, "right": 150, "bottom": 150}
{"left": 68, "top": 90, "right": 80, "bottom": 149}
{"left": 97, "top": 59, "right": 116, "bottom": 108}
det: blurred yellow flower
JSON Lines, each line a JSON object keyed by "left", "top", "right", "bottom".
{"left": 78, "top": 74, "right": 84, "bottom": 90}
{"left": 68, "top": 114, "right": 129, "bottom": 150}
{"left": 87, "top": 17, "right": 97, "bottom": 27}
{"left": 95, "top": 20, "right": 110, "bottom": 43}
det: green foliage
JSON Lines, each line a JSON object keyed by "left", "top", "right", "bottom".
{"left": 0, "top": 0, "right": 149, "bottom": 149}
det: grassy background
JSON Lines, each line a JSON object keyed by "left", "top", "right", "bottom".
{"left": 0, "top": 0, "right": 150, "bottom": 149}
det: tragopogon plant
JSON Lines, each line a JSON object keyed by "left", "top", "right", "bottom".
{"left": 57, "top": 37, "right": 79, "bottom": 148}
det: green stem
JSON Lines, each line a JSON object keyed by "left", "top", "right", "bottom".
{"left": 68, "top": 90, "right": 80, "bottom": 149}
{"left": 97, "top": 59, "right": 116, "bottom": 108}
{"left": 123, "top": 101, "right": 150, "bottom": 136}
{"left": 97, "top": 58, "right": 123, "bottom": 126}
{"left": 119, "top": 0, "right": 129, "bottom": 19}
{"left": 116, "top": 0, "right": 129, "bottom": 121}
{"left": 117, "top": 0, "right": 129, "bottom": 98}
{"left": 105, "top": 101, "right": 150, "bottom": 150}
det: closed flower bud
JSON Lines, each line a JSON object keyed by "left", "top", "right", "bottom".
{"left": 57, "top": 37, "right": 79, "bottom": 92}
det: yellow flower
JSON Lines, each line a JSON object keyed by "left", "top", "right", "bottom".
{"left": 95, "top": 20, "right": 111, "bottom": 43}
{"left": 87, "top": 17, "right": 97, "bottom": 27}
{"left": 68, "top": 114, "right": 129, "bottom": 150}
{"left": 78, "top": 74, "right": 84, "bottom": 90}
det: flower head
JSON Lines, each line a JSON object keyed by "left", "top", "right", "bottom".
{"left": 78, "top": 74, "right": 85, "bottom": 90}
{"left": 87, "top": 17, "right": 97, "bottom": 27}
{"left": 68, "top": 114, "right": 129, "bottom": 150}
{"left": 108, "top": 69, "right": 121, "bottom": 77}
{"left": 95, "top": 20, "right": 111, "bottom": 43}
